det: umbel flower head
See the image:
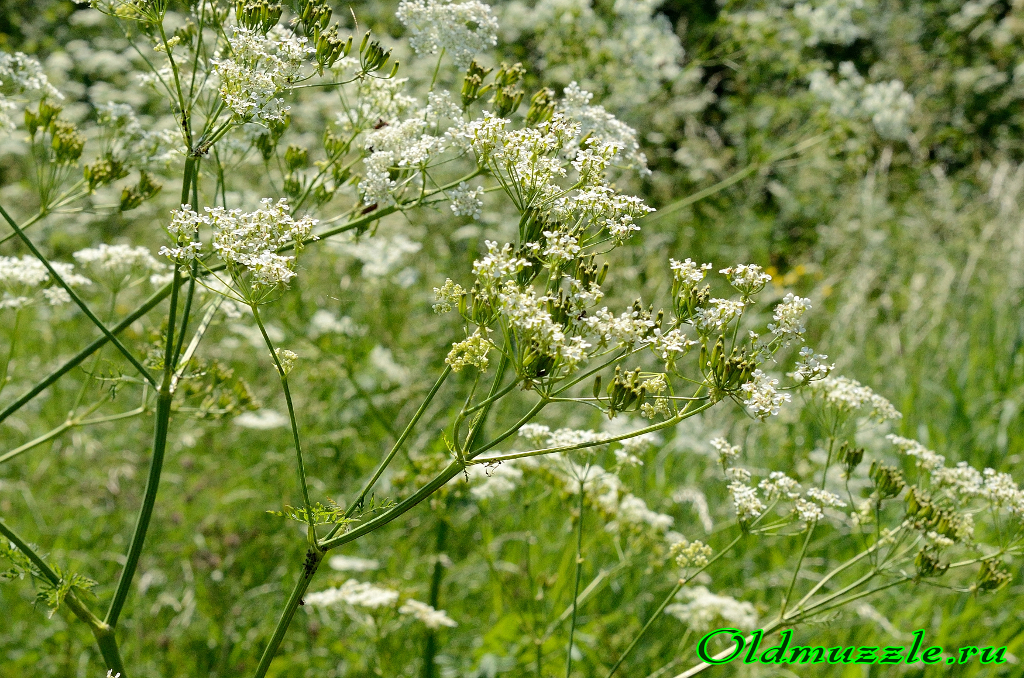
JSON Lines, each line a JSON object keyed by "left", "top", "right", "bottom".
{"left": 163, "top": 198, "right": 318, "bottom": 300}
{"left": 396, "top": 0, "right": 499, "bottom": 68}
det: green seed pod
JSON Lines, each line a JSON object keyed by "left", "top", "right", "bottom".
{"left": 526, "top": 88, "right": 555, "bottom": 126}
{"left": 83, "top": 156, "right": 128, "bottom": 191}
{"left": 914, "top": 546, "right": 948, "bottom": 579}
{"left": 285, "top": 145, "right": 309, "bottom": 172}
{"left": 235, "top": 0, "right": 282, "bottom": 34}
{"left": 976, "top": 559, "right": 1012, "bottom": 592}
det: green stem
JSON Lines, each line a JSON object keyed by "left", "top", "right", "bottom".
{"left": 565, "top": 477, "right": 587, "bottom": 678}
{"left": 0, "top": 517, "right": 125, "bottom": 675}
{"left": 336, "top": 365, "right": 451, "bottom": 527}
{"left": 421, "top": 518, "right": 449, "bottom": 678}
{"left": 251, "top": 547, "right": 324, "bottom": 678}
{"left": 251, "top": 304, "right": 314, "bottom": 531}
{"left": 104, "top": 156, "right": 197, "bottom": 630}
{"left": 605, "top": 534, "right": 744, "bottom": 678}
{"left": 104, "top": 388, "right": 172, "bottom": 627}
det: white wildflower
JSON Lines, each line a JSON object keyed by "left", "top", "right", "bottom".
{"left": 273, "top": 348, "right": 297, "bottom": 375}
{"left": 396, "top": 0, "right": 499, "bottom": 68}
{"left": 669, "top": 539, "right": 713, "bottom": 569}
{"left": 665, "top": 586, "right": 757, "bottom": 633}
{"left": 887, "top": 435, "right": 946, "bottom": 472}
{"left": 327, "top": 556, "right": 380, "bottom": 572}
{"left": 73, "top": 244, "right": 164, "bottom": 291}
{"left": 720, "top": 264, "right": 771, "bottom": 294}
{"left": 445, "top": 328, "right": 493, "bottom": 372}
{"left": 728, "top": 480, "right": 765, "bottom": 521}
{"left": 812, "top": 376, "right": 901, "bottom": 422}
{"left": 432, "top": 278, "right": 465, "bottom": 313}
{"left": 768, "top": 293, "right": 811, "bottom": 341}
{"left": 694, "top": 298, "right": 744, "bottom": 333}
{"left": 805, "top": 486, "right": 846, "bottom": 508}
{"left": 670, "top": 258, "right": 712, "bottom": 287}
{"left": 557, "top": 82, "right": 647, "bottom": 171}
{"left": 759, "top": 472, "right": 801, "bottom": 500}
{"left": 740, "top": 370, "right": 791, "bottom": 419}
{"left": 449, "top": 182, "right": 484, "bottom": 219}
{"left": 207, "top": 198, "right": 318, "bottom": 290}
{"left": 709, "top": 437, "right": 740, "bottom": 463}
{"left": 304, "top": 579, "right": 400, "bottom": 609}
{"left": 794, "top": 498, "right": 824, "bottom": 524}
{"left": 399, "top": 599, "right": 458, "bottom": 628}
{"left": 789, "top": 346, "right": 833, "bottom": 383}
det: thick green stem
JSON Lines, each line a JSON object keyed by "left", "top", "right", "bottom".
{"left": 105, "top": 156, "right": 197, "bottom": 630}
{"left": 252, "top": 548, "right": 324, "bottom": 678}
{"left": 421, "top": 518, "right": 449, "bottom": 678}
{"left": 104, "top": 389, "right": 172, "bottom": 627}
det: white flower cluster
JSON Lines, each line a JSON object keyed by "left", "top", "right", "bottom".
{"left": 304, "top": 579, "right": 400, "bottom": 608}
{"left": 758, "top": 471, "right": 801, "bottom": 501}
{"left": 740, "top": 369, "right": 791, "bottom": 420}
{"left": 710, "top": 437, "right": 741, "bottom": 464}
{"left": 498, "top": 0, "right": 684, "bottom": 113}
{"left": 396, "top": 0, "right": 499, "bottom": 68}
{"left": 399, "top": 599, "right": 458, "bottom": 628}
{"left": 557, "top": 82, "right": 648, "bottom": 171}
{"left": 768, "top": 293, "right": 811, "bottom": 341}
{"left": 810, "top": 375, "right": 901, "bottom": 422}
{"left": 448, "top": 181, "right": 485, "bottom": 219}
{"left": 720, "top": 264, "right": 771, "bottom": 294}
{"left": 73, "top": 244, "right": 164, "bottom": 291}
{"left": 0, "top": 255, "right": 91, "bottom": 309}
{"left": 333, "top": 65, "right": 417, "bottom": 132}
{"left": 211, "top": 26, "right": 312, "bottom": 124}
{"left": 888, "top": 435, "right": 1024, "bottom": 518}
{"left": 789, "top": 346, "right": 833, "bottom": 383}
{"left": 793, "top": 0, "right": 864, "bottom": 46}
{"left": 665, "top": 586, "right": 757, "bottom": 633}
{"left": 809, "top": 62, "right": 914, "bottom": 141}
{"left": 0, "top": 51, "right": 62, "bottom": 130}
{"left": 445, "top": 328, "right": 492, "bottom": 372}
{"left": 727, "top": 477, "right": 765, "bottom": 522}
{"left": 669, "top": 538, "right": 712, "bottom": 569}
{"left": 670, "top": 258, "right": 712, "bottom": 287}
{"left": 164, "top": 199, "right": 318, "bottom": 291}
{"left": 695, "top": 298, "right": 745, "bottom": 333}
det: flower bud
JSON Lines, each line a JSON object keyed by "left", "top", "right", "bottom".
{"left": 84, "top": 156, "right": 128, "bottom": 191}
{"left": 526, "top": 88, "right": 555, "bottom": 125}
{"left": 50, "top": 120, "right": 85, "bottom": 164}
{"left": 976, "top": 559, "right": 1011, "bottom": 592}
{"left": 285, "top": 145, "right": 309, "bottom": 172}
{"left": 914, "top": 545, "right": 948, "bottom": 579}
{"left": 235, "top": 0, "right": 282, "bottom": 34}
{"left": 461, "top": 60, "right": 493, "bottom": 108}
